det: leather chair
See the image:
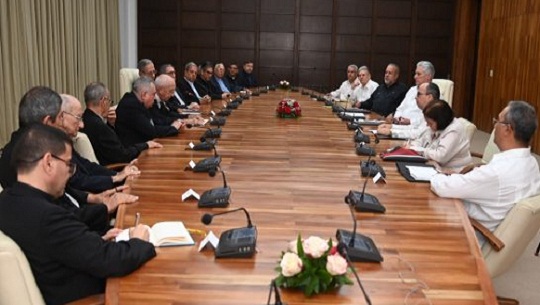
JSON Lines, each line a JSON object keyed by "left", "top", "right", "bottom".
{"left": 73, "top": 132, "right": 99, "bottom": 164}
{"left": 456, "top": 117, "right": 476, "bottom": 143}
{"left": 472, "top": 129, "right": 499, "bottom": 164}
{"left": 432, "top": 79, "right": 454, "bottom": 107}
{"left": 0, "top": 230, "right": 104, "bottom": 305}
{"left": 119, "top": 68, "right": 139, "bottom": 96}
{"left": 470, "top": 194, "right": 540, "bottom": 305}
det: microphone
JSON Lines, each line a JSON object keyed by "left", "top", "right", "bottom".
{"left": 185, "top": 124, "right": 222, "bottom": 141}
{"left": 336, "top": 194, "right": 383, "bottom": 262}
{"left": 355, "top": 132, "right": 379, "bottom": 156}
{"left": 344, "top": 153, "right": 385, "bottom": 213}
{"left": 191, "top": 138, "right": 216, "bottom": 151}
{"left": 360, "top": 135, "right": 385, "bottom": 178}
{"left": 192, "top": 140, "right": 221, "bottom": 173}
{"left": 354, "top": 129, "right": 371, "bottom": 144}
{"left": 209, "top": 116, "right": 226, "bottom": 126}
{"left": 198, "top": 166, "right": 231, "bottom": 208}
{"left": 266, "top": 279, "right": 287, "bottom": 305}
{"left": 337, "top": 243, "right": 373, "bottom": 305}
{"left": 201, "top": 207, "right": 257, "bottom": 258}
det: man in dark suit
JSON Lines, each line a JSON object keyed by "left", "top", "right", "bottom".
{"left": 358, "top": 63, "right": 408, "bottom": 117}
{"left": 115, "top": 77, "right": 183, "bottom": 147}
{"left": 81, "top": 82, "right": 163, "bottom": 166}
{"left": 238, "top": 60, "right": 258, "bottom": 88}
{"left": 226, "top": 63, "right": 243, "bottom": 91}
{"left": 61, "top": 94, "right": 140, "bottom": 193}
{"left": 177, "top": 62, "right": 211, "bottom": 105}
{"left": 195, "top": 62, "right": 231, "bottom": 100}
{"left": 158, "top": 63, "right": 200, "bottom": 112}
{"left": 0, "top": 124, "right": 156, "bottom": 305}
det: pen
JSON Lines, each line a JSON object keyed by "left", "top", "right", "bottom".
{"left": 134, "top": 212, "right": 140, "bottom": 226}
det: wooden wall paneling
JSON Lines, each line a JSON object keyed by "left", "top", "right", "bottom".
{"left": 474, "top": 0, "right": 540, "bottom": 152}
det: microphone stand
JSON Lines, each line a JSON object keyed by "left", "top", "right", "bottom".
{"left": 338, "top": 243, "right": 372, "bottom": 305}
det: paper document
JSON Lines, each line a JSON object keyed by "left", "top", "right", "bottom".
{"left": 406, "top": 165, "right": 438, "bottom": 181}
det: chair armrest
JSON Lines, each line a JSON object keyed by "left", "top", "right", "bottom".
{"left": 65, "top": 294, "right": 104, "bottom": 305}
{"left": 471, "top": 151, "right": 484, "bottom": 159}
{"left": 469, "top": 217, "right": 505, "bottom": 251}
{"left": 106, "top": 163, "right": 129, "bottom": 171}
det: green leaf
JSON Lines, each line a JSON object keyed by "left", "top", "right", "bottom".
{"left": 296, "top": 234, "right": 304, "bottom": 257}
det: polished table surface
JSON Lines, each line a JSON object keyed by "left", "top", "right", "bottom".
{"left": 106, "top": 90, "right": 496, "bottom": 305}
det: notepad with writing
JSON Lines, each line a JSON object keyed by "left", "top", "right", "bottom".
{"left": 116, "top": 221, "right": 195, "bottom": 247}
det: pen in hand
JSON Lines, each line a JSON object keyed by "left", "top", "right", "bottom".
{"left": 134, "top": 212, "right": 141, "bottom": 226}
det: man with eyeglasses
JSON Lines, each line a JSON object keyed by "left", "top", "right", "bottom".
{"left": 0, "top": 124, "right": 156, "bottom": 305}
{"left": 60, "top": 94, "right": 140, "bottom": 193}
{"left": 327, "top": 64, "right": 359, "bottom": 102}
{"left": 431, "top": 101, "right": 540, "bottom": 236}
{"left": 0, "top": 86, "right": 138, "bottom": 235}
{"left": 377, "top": 82, "right": 440, "bottom": 139}
{"left": 195, "top": 62, "right": 231, "bottom": 100}
{"left": 82, "top": 82, "right": 163, "bottom": 166}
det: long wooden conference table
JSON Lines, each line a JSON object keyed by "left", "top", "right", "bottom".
{"left": 106, "top": 90, "right": 497, "bottom": 305}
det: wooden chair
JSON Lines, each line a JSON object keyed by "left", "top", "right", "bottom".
{"left": 432, "top": 79, "right": 454, "bottom": 107}
{"left": 0, "top": 230, "right": 104, "bottom": 305}
{"left": 470, "top": 194, "right": 540, "bottom": 305}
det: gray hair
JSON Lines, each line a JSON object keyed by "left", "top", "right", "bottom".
{"left": 417, "top": 61, "right": 435, "bottom": 78}
{"left": 158, "top": 63, "right": 174, "bottom": 75}
{"left": 358, "top": 66, "right": 370, "bottom": 73}
{"left": 214, "top": 63, "right": 225, "bottom": 70}
{"left": 84, "top": 82, "right": 107, "bottom": 106}
{"left": 347, "top": 64, "right": 359, "bottom": 72}
{"left": 184, "top": 62, "right": 197, "bottom": 71}
{"left": 425, "top": 82, "right": 440, "bottom": 99}
{"left": 154, "top": 74, "right": 175, "bottom": 89}
{"left": 132, "top": 76, "right": 155, "bottom": 94}
{"left": 505, "top": 100, "right": 538, "bottom": 145}
{"left": 137, "top": 59, "right": 154, "bottom": 71}
{"left": 18, "top": 86, "right": 62, "bottom": 128}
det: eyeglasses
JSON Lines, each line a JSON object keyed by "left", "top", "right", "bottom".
{"left": 492, "top": 117, "right": 511, "bottom": 126}
{"left": 51, "top": 154, "right": 77, "bottom": 175}
{"left": 416, "top": 92, "right": 429, "bottom": 97}
{"left": 63, "top": 111, "right": 82, "bottom": 122}
{"left": 17, "top": 153, "right": 77, "bottom": 175}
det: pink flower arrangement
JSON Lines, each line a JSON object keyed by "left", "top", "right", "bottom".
{"left": 276, "top": 98, "right": 302, "bottom": 118}
{"left": 275, "top": 235, "right": 353, "bottom": 296}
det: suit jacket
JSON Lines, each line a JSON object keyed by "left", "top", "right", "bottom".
{"left": 167, "top": 88, "right": 188, "bottom": 111}
{"left": 115, "top": 92, "right": 179, "bottom": 146}
{"left": 226, "top": 74, "right": 243, "bottom": 92}
{"left": 238, "top": 70, "right": 258, "bottom": 88}
{"left": 81, "top": 109, "right": 148, "bottom": 166}
{"left": 195, "top": 76, "right": 223, "bottom": 100}
{"left": 0, "top": 128, "right": 110, "bottom": 234}
{"left": 69, "top": 149, "right": 117, "bottom": 193}
{"left": 177, "top": 78, "right": 201, "bottom": 104}
{"left": 0, "top": 182, "right": 156, "bottom": 305}
{"left": 210, "top": 76, "right": 231, "bottom": 94}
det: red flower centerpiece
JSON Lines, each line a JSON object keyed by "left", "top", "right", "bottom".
{"left": 276, "top": 98, "right": 302, "bottom": 118}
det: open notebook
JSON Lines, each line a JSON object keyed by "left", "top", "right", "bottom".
{"left": 116, "top": 221, "right": 195, "bottom": 247}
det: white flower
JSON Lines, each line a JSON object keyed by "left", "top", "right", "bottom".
{"left": 302, "top": 236, "right": 329, "bottom": 258}
{"left": 326, "top": 254, "right": 348, "bottom": 275}
{"left": 280, "top": 252, "right": 303, "bottom": 277}
{"left": 287, "top": 239, "right": 298, "bottom": 253}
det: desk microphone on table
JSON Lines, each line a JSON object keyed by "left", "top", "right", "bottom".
{"left": 345, "top": 153, "right": 386, "bottom": 214}
{"left": 201, "top": 207, "right": 257, "bottom": 258}
{"left": 192, "top": 141, "right": 221, "bottom": 173}
{"left": 266, "top": 279, "right": 287, "bottom": 305}
{"left": 198, "top": 166, "right": 231, "bottom": 208}
{"left": 336, "top": 191, "right": 383, "bottom": 263}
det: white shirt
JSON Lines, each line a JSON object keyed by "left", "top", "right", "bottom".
{"left": 410, "top": 118, "right": 472, "bottom": 170}
{"left": 431, "top": 148, "right": 540, "bottom": 231}
{"left": 352, "top": 79, "right": 378, "bottom": 102}
{"left": 394, "top": 86, "right": 423, "bottom": 125}
{"left": 330, "top": 80, "right": 356, "bottom": 101}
